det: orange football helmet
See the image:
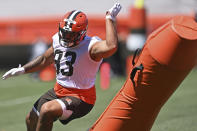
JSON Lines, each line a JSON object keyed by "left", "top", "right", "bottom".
{"left": 59, "top": 10, "right": 88, "bottom": 47}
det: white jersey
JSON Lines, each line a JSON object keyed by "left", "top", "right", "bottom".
{"left": 52, "top": 33, "right": 102, "bottom": 89}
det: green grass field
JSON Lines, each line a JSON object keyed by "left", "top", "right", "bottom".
{"left": 0, "top": 69, "right": 197, "bottom": 131}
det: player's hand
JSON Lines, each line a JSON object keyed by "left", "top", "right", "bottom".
{"left": 106, "top": 3, "right": 122, "bottom": 21}
{"left": 2, "top": 64, "right": 25, "bottom": 80}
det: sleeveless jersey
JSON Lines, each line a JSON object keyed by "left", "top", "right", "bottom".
{"left": 52, "top": 33, "right": 102, "bottom": 89}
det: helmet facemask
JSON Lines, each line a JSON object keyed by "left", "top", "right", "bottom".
{"left": 59, "top": 24, "right": 82, "bottom": 47}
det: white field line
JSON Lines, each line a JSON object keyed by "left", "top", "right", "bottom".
{"left": 0, "top": 95, "right": 39, "bottom": 107}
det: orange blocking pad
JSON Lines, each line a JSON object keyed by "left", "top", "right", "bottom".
{"left": 126, "top": 55, "right": 133, "bottom": 76}
{"left": 89, "top": 16, "right": 197, "bottom": 131}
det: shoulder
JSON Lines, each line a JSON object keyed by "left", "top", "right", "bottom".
{"left": 87, "top": 36, "right": 102, "bottom": 51}
{"left": 52, "top": 33, "right": 59, "bottom": 41}
{"left": 52, "top": 33, "right": 60, "bottom": 48}
{"left": 83, "top": 36, "right": 102, "bottom": 42}
{"left": 91, "top": 36, "right": 102, "bottom": 42}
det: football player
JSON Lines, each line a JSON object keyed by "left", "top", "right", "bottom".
{"left": 2, "top": 3, "right": 122, "bottom": 131}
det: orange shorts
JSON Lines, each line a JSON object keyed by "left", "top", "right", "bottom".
{"left": 54, "top": 83, "right": 96, "bottom": 105}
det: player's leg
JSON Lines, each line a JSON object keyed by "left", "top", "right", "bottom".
{"left": 36, "top": 99, "right": 65, "bottom": 131}
{"left": 26, "top": 109, "right": 38, "bottom": 131}
{"left": 26, "top": 88, "right": 57, "bottom": 131}
{"left": 58, "top": 96, "right": 94, "bottom": 125}
{"left": 36, "top": 96, "right": 94, "bottom": 131}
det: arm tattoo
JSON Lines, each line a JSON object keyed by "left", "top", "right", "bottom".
{"left": 23, "top": 55, "right": 44, "bottom": 72}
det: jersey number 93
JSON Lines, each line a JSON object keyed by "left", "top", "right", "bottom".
{"left": 54, "top": 50, "right": 76, "bottom": 76}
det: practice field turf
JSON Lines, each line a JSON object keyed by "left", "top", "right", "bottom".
{"left": 0, "top": 69, "right": 197, "bottom": 131}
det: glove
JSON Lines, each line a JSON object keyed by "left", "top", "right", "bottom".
{"left": 106, "top": 3, "right": 122, "bottom": 22}
{"left": 2, "top": 64, "right": 25, "bottom": 80}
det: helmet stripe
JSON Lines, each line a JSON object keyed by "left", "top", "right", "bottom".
{"left": 71, "top": 11, "right": 81, "bottom": 21}
{"left": 67, "top": 10, "right": 75, "bottom": 19}
{"left": 68, "top": 10, "right": 81, "bottom": 21}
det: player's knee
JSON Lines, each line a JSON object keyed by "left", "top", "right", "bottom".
{"left": 40, "top": 102, "right": 60, "bottom": 120}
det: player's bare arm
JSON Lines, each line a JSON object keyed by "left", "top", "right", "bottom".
{"left": 2, "top": 46, "right": 54, "bottom": 79}
{"left": 24, "top": 46, "right": 54, "bottom": 73}
{"left": 89, "top": 3, "right": 122, "bottom": 62}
